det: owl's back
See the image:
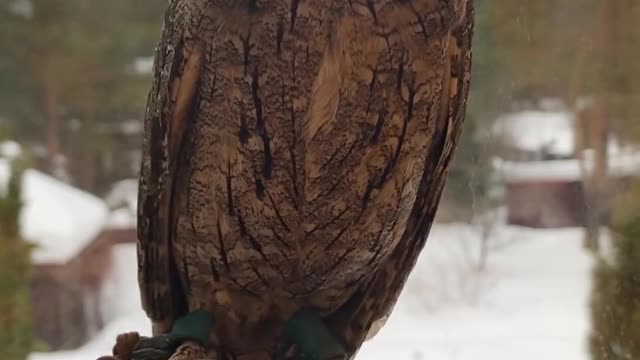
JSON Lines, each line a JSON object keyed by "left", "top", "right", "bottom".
{"left": 167, "top": 0, "right": 457, "bottom": 309}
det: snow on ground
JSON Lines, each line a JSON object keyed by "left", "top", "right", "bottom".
{"left": 30, "top": 224, "right": 595, "bottom": 360}
{"left": 100, "top": 244, "right": 146, "bottom": 326}
{"left": 358, "top": 225, "right": 594, "bottom": 360}
{"left": 30, "top": 244, "right": 151, "bottom": 360}
{"left": 0, "top": 159, "right": 109, "bottom": 264}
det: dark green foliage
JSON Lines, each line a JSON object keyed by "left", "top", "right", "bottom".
{"left": 0, "top": 161, "right": 33, "bottom": 360}
{"left": 590, "top": 183, "right": 640, "bottom": 359}
{"left": 485, "top": 0, "right": 640, "bottom": 139}
{"left": 440, "top": 0, "right": 495, "bottom": 219}
{"left": 442, "top": 114, "right": 493, "bottom": 220}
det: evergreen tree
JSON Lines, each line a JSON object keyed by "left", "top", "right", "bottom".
{"left": 441, "top": 0, "right": 496, "bottom": 220}
{"left": 485, "top": 0, "right": 640, "bottom": 133}
{"left": 589, "top": 181, "right": 640, "bottom": 359}
{"left": 441, "top": 114, "right": 494, "bottom": 221}
{"left": 0, "top": 160, "right": 33, "bottom": 360}
{"left": 0, "top": 0, "right": 165, "bottom": 192}
{"left": 485, "top": 0, "right": 599, "bottom": 104}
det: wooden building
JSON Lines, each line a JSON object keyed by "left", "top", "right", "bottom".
{"left": 490, "top": 108, "right": 640, "bottom": 229}
{"left": 31, "top": 228, "right": 137, "bottom": 350}
{"left": 0, "top": 161, "right": 139, "bottom": 351}
{"left": 497, "top": 155, "right": 640, "bottom": 228}
{"left": 0, "top": 142, "right": 140, "bottom": 351}
{"left": 505, "top": 180, "right": 586, "bottom": 228}
{"left": 29, "top": 177, "right": 139, "bottom": 351}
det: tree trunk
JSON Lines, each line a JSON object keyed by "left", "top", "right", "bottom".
{"left": 77, "top": 97, "right": 99, "bottom": 191}
{"left": 42, "top": 74, "right": 60, "bottom": 175}
{"left": 583, "top": 98, "right": 609, "bottom": 251}
{"left": 581, "top": 0, "right": 612, "bottom": 252}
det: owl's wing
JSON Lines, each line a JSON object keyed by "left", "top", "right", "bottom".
{"left": 327, "top": 1, "right": 475, "bottom": 354}
{"left": 137, "top": 6, "right": 204, "bottom": 333}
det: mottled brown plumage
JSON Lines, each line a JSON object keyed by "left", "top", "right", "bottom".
{"left": 137, "top": 0, "right": 474, "bottom": 358}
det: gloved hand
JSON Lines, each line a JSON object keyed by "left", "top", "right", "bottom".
{"left": 129, "top": 310, "right": 215, "bottom": 360}
{"left": 130, "top": 334, "right": 186, "bottom": 360}
{"left": 284, "top": 309, "right": 347, "bottom": 360}
{"left": 97, "top": 332, "right": 141, "bottom": 360}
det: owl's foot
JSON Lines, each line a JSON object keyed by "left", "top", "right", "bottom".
{"left": 130, "top": 310, "right": 215, "bottom": 360}
{"left": 284, "top": 309, "right": 347, "bottom": 360}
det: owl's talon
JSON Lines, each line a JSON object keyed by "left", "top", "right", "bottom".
{"left": 284, "top": 309, "right": 347, "bottom": 360}
{"left": 127, "top": 311, "right": 214, "bottom": 360}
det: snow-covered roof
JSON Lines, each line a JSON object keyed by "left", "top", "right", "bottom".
{"left": 104, "top": 179, "right": 138, "bottom": 229}
{"left": 105, "top": 179, "right": 137, "bottom": 211}
{"left": 8, "top": 0, "right": 33, "bottom": 18}
{"left": 0, "top": 140, "right": 22, "bottom": 159}
{"left": 0, "top": 159, "right": 109, "bottom": 265}
{"left": 133, "top": 56, "right": 154, "bottom": 75}
{"left": 495, "top": 148, "right": 640, "bottom": 182}
{"left": 492, "top": 110, "right": 575, "bottom": 156}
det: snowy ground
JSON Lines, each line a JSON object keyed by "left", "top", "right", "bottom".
{"left": 357, "top": 225, "right": 594, "bottom": 360}
{"left": 30, "top": 224, "right": 595, "bottom": 360}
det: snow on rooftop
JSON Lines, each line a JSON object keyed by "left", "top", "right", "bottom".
{"left": 492, "top": 110, "right": 575, "bottom": 156}
{"left": 106, "top": 207, "right": 137, "bottom": 229}
{"left": 495, "top": 157, "right": 582, "bottom": 182}
{"left": 8, "top": 0, "right": 33, "bottom": 18}
{"left": 496, "top": 148, "right": 640, "bottom": 182}
{"left": 105, "top": 179, "right": 138, "bottom": 210}
{"left": 30, "top": 224, "right": 595, "bottom": 360}
{"left": 0, "top": 159, "right": 109, "bottom": 265}
{"left": 105, "top": 178, "right": 138, "bottom": 229}
{"left": 0, "top": 140, "right": 22, "bottom": 159}
{"left": 133, "top": 56, "right": 154, "bottom": 75}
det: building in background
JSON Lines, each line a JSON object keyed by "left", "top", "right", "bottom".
{"left": 491, "top": 110, "right": 640, "bottom": 228}
{"left": 0, "top": 144, "right": 138, "bottom": 350}
{"left": 491, "top": 108, "right": 576, "bottom": 162}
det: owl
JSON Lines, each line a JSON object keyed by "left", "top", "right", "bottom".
{"left": 135, "top": 0, "right": 474, "bottom": 359}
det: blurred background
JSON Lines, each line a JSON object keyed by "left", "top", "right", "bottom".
{"left": 1, "top": 1, "right": 639, "bottom": 359}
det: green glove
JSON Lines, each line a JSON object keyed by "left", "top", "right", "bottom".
{"left": 131, "top": 310, "right": 214, "bottom": 360}
{"left": 284, "top": 309, "right": 347, "bottom": 360}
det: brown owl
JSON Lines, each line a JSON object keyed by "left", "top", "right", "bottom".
{"left": 135, "top": 0, "right": 474, "bottom": 359}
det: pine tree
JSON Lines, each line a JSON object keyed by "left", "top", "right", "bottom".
{"left": 0, "top": 0, "right": 165, "bottom": 192}
{"left": 589, "top": 182, "right": 640, "bottom": 359}
{"left": 0, "top": 161, "right": 33, "bottom": 360}
{"left": 440, "top": 0, "right": 495, "bottom": 220}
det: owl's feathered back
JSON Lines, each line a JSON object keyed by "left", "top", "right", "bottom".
{"left": 137, "top": 0, "right": 474, "bottom": 357}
